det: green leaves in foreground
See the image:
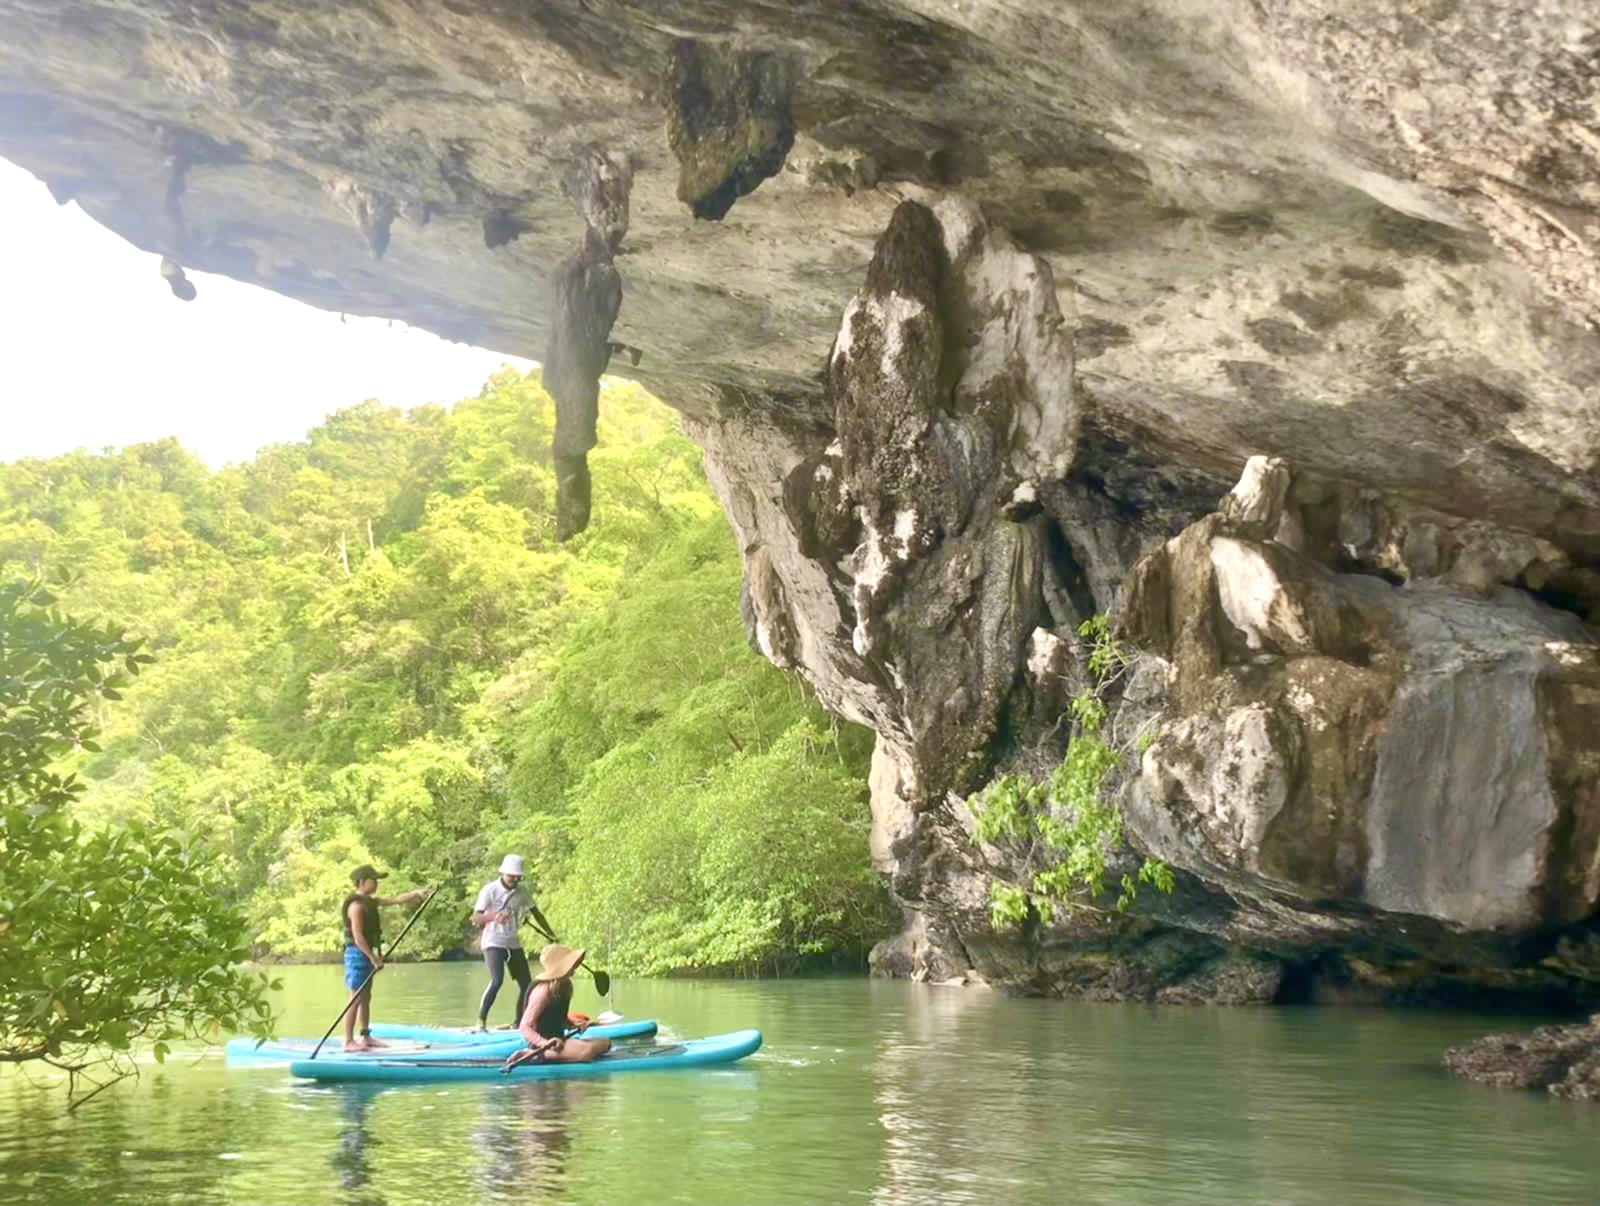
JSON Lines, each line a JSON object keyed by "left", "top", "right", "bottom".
{"left": 0, "top": 579, "right": 273, "bottom": 1101}
{"left": 973, "top": 616, "right": 1173, "bottom": 928}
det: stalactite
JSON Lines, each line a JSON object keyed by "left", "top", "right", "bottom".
{"left": 542, "top": 147, "right": 634, "bottom": 541}
{"left": 326, "top": 178, "right": 397, "bottom": 259}
{"left": 158, "top": 130, "right": 197, "bottom": 301}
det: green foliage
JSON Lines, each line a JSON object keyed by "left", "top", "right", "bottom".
{"left": 972, "top": 616, "right": 1173, "bottom": 928}
{"left": 0, "top": 370, "right": 890, "bottom": 977}
{"left": 0, "top": 579, "right": 273, "bottom": 1100}
{"left": 987, "top": 882, "right": 1032, "bottom": 929}
{"left": 505, "top": 512, "right": 893, "bottom": 975}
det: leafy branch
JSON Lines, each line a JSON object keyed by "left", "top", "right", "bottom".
{"left": 0, "top": 577, "right": 276, "bottom": 1104}
{"left": 972, "top": 615, "right": 1173, "bottom": 928}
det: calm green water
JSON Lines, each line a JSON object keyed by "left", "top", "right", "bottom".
{"left": 2, "top": 965, "right": 1598, "bottom": 1205}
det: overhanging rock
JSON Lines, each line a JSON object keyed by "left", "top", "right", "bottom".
{"left": 4, "top": 0, "right": 1600, "bottom": 1003}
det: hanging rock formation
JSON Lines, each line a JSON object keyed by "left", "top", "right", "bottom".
{"left": 664, "top": 39, "right": 796, "bottom": 221}
{"left": 2, "top": 0, "right": 1599, "bottom": 1007}
{"left": 326, "top": 177, "right": 398, "bottom": 260}
{"left": 544, "top": 146, "right": 632, "bottom": 540}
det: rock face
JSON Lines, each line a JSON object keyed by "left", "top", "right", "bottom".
{"left": 1117, "top": 458, "right": 1600, "bottom": 982}
{"left": 1122, "top": 459, "right": 1600, "bottom": 935}
{"left": 3, "top": 1, "right": 1600, "bottom": 1007}
{"left": 1445, "top": 1015, "right": 1600, "bottom": 1100}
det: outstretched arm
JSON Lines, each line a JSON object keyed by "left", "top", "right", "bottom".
{"left": 375, "top": 887, "right": 428, "bottom": 907}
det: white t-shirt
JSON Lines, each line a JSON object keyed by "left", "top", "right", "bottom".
{"left": 474, "top": 879, "right": 532, "bottom": 950}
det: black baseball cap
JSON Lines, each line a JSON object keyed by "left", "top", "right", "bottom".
{"left": 350, "top": 864, "right": 386, "bottom": 885}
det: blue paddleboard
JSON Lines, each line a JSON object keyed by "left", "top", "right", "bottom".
{"left": 289, "top": 1028, "right": 762, "bottom": 1083}
{"left": 226, "top": 1032, "right": 522, "bottom": 1065}
{"left": 226, "top": 1018, "right": 656, "bottom": 1065}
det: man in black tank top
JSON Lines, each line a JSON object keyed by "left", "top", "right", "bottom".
{"left": 341, "top": 864, "right": 427, "bottom": 1052}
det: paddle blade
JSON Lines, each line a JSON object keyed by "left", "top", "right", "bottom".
{"left": 592, "top": 969, "right": 611, "bottom": 996}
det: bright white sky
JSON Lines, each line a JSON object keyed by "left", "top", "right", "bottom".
{"left": 0, "top": 157, "right": 531, "bottom": 467}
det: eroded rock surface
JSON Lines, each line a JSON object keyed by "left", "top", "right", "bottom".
{"left": 1122, "top": 457, "right": 1600, "bottom": 939}
{"left": 1445, "top": 1015, "right": 1600, "bottom": 1099}
{"left": 3, "top": 1, "right": 1600, "bottom": 1008}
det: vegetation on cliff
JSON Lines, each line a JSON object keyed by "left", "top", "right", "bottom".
{"left": 974, "top": 617, "right": 1173, "bottom": 928}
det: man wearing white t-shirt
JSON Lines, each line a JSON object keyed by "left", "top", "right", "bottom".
{"left": 471, "top": 854, "right": 556, "bottom": 1029}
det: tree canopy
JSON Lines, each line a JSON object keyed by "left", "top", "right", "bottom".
{"left": 0, "top": 370, "right": 891, "bottom": 979}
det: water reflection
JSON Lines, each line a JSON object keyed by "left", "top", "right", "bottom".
{"left": 869, "top": 980, "right": 996, "bottom": 1206}
{"left": 328, "top": 1087, "right": 386, "bottom": 1206}
{"left": 471, "top": 1081, "right": 593, "bottom": 1199}
{"left": 3, "top": 970, "right": 1599, "bottom": 1206}
{"left": 864, "top": 987, "right": 1600, "bottom": 1206}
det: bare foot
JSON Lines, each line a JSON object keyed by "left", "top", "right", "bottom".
{"left": 363, "top": 1035, "right": 388, "bottom": 1048}
{"left": 342, "top": 1039, "right": 369, "bottom": 1053}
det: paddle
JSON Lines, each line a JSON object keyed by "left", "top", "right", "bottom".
{"left": 523, "top": 909, "right": 612, "bottom": 997}
{"left": 308, "top": 883, "right": 440, "bottom": 1060}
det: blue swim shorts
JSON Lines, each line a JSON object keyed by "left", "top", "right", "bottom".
{"left": 343, "top": 944, "right": 376, "bottom": 991}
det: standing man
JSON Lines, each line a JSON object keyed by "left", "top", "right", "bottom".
{"left": 472, "top": 854, "right": 555, "bottom": 1030}
{"left": 342, "top": 864, "right": 428, "bottom": 1052}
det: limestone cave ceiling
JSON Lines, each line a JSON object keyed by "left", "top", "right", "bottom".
{"left": 1, "top": 0, "right": 1596, "bottom": 555}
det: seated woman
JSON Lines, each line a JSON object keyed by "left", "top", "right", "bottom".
{"left": 503, "top": 943, "right": 613, "bottom": 1069}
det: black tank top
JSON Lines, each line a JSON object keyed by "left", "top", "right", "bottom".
{"left": 342, "top": 893, "right": 381, "bottom": 948}
{"left": 534, "top": 978, "right": 573, "bottom": 1039}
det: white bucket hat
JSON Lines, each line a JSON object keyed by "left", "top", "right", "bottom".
{"left": 498, "top": 853, "right": 525, "bottom": 877}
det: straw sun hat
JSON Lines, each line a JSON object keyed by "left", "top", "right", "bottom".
{"left": 535, "top": 942, "right": 587, "bottom": 982}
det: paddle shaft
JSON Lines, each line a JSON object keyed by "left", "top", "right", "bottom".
{"left": 308, "top": 884, "right": 440, "bottom": 1060}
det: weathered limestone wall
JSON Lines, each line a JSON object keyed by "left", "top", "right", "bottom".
{"left": 3, "top": 0, "right": 1599, "bottom": 1003}
{"left": 1122, "top": 458, "right": 1600, "bottom": 937}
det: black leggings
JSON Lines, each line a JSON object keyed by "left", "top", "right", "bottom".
{"left": 480, "top": 946, "right": 532, "bottom": 1025}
